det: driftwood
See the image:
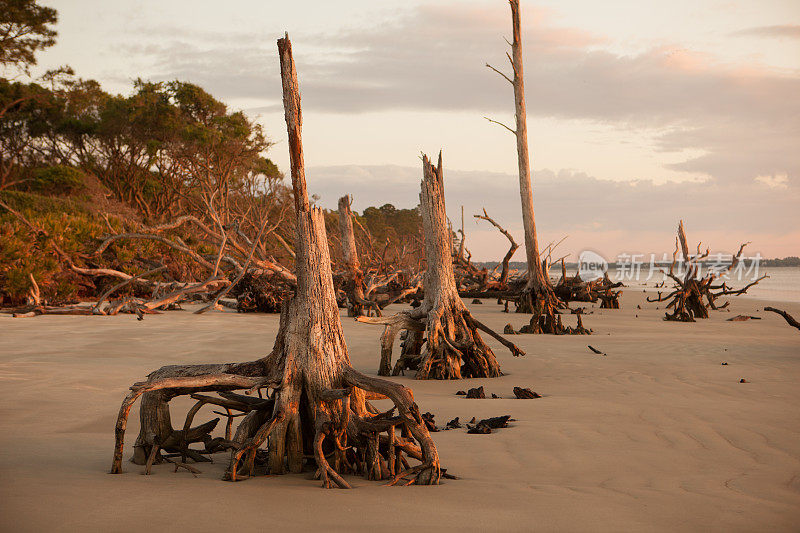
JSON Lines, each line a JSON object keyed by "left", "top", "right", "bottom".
{"left": 512, "top": 387, "right": 541, "bottom": 399}
{"left": 452, "top": 211, "right": 490, "bottom": 292}
{"left": 455, "top": 207, "right": 520, "bottom": 296}
{"left": 0, "top": 189, "right": 295, "bottom": 317}
{"left": 646, "top": 221, "right": 766, "bottom": 322}
{"left": 358, "top": 154, "right": 524, "bottom": 379}
{"left": 230, "top": 271, "right": 293, "bottom": 313}
{"left": 465, "top": 386, "right": 486, "bottom": 399}
{"left": 764, "top": 307, "right": 800, "bottom": 332}
{"left": 110, "top": 34, "right": 442, "bottom": 489}
{"left": 467, "top": 415, "right": 511, "bottom": 434}
{"left": 554, "top": 261, "right": 622, "bottom": 309}
{"left": 727, "top": 315, "right": 760, "bottom": 322}
{"left": 473, "top": 208, "right": 518, "bottom": 289}
{"left": 517, "top": 311, "right": 591, "bottom": 335}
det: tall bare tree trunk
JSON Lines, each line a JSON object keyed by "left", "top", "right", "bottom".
{"left": 358, "top": 153, "right": 524, "bottom": 378}
{"left": 111, "top": 33, "right": 442, "bottom": 489}
{"left": 498, "top": 0, "right": 566, "bottom": 332}
{"left": 509, "top": 0, "right": 545, "bottom": 297}
{"left": 338, "top": 195, "right": 381, "bottom": 317}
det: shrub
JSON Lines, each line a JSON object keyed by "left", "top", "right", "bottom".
{"left": 25, "top": 165, "right": 86, "bottom": 196}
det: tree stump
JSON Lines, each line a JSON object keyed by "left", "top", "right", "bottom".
{"left": 359, "top": 154, "right": 524, "bottom": 378}
{"left": 110, "top": 34, "right": 442, "bottom": 489}
{"left": 337, "top": 195, "right": 382, "bottom": 317}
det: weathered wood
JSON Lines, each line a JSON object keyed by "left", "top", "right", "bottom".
{"left": 647, "top": 221, "right": 765, "bottom": 322}
{"left": 555, "top": 268, "right": 623, "bottom": 309}
{"left": 359, "top": 153, "right": 523, "bottom": 379}
{"left": 110, "top": 34, "right": 443, "bottom": 489}
{"left": 114, "top": 369, "right": 275, "bottom": 472}
{"left": 465, "top": 386, "right": 486, "bottom": 399}
{"left": 764, "top": 306, "right": 800, "bottom": 332}
{"left": 93, "top": 266, "right": 167, "bottom": 313}
{"left": 513, "top": 387, "right": 541, "bottom": 399}
{"left": 508, "top": 0, "right": 547, "bottom": 297}
{"left": 338, "top": 195, "right": 382, "bottom": 317}
{"left": 357, "top": 314, "right": 425, "bottom": 376}
{"left": 484, "top": 0, "right": 569, "bottom": 332}
{"left": 473, "top": 208, "right": 518, "bottom": 288}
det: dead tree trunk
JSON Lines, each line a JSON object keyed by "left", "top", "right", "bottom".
{"left": 647, "top": 221, "right": 766, "bottom": 321}
{"left": 338, "top": 195, "right": 381, "bottom": 317}
{"left": 486, "top": 0, "right": 567, "bottom": 333}
{"left": 359, "top": 154, "right": 524, "bottom": 378}
{"left": 110, "top": 34, "right": 442, "bottom": 489}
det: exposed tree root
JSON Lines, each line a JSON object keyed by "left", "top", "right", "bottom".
{"left": 513, "top": 281, "right": 590, "bottom": 335}
{"left": 110, "top": 315, "right": 443, "bottom": 488}
{"left": 110, "top": 34, "right": 443, "bottom": 489}
{"left": 358, "top": 154, "right": 523, "bottom": 379}
{"left": 647, "top": 221, "right": 766, "bottom": 322}
{"left": 553, "top": 260, "right": 623, "bottom": 309}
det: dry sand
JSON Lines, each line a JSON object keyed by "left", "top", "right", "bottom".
{"left": 1, "top": 291, "right": 799, "bottom": 532}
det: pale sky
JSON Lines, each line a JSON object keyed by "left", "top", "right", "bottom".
{"left": 32, "top": 0, "right": 800, "bottom": 261}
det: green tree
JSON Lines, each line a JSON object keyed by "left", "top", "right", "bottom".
{"left": 0, "top": 0, "right": 58, "bottom": 74}
{"left": 160, "top": 81, "right": 271, "bottom": 221}
{"left": 0, "top": 78, "right": 57, "bottom": 188}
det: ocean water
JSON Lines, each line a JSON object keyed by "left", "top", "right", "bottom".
{"left": 555, "top": 266, "right": 800, "bottom": 304}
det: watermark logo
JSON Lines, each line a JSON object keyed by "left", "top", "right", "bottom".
{"left": 572, "top": 251, "right": 762, "bottom": 282}
{"left": 578, "top": 250, "right": 608, "bottom": 282}
{"left": 612, "top": 252, "right": 762, "bottom": 282}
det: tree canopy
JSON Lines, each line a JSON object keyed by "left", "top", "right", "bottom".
{"left": 0, "top": 0, "right": 58, "bottom": 73}
{"left": 0, "top": 2, "right": 426, "bottom": 307}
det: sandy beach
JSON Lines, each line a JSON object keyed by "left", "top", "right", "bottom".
{"left": 0, "top": 291, "right": 798, "bottom": 532}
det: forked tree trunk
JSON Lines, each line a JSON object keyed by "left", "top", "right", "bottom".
{"left": 474, "top": 208, "right": 518, "bottom": 288}
{"left": 359, "top": 154, "right": 524, "bottom": 378}
{"left": 338, "top": 195, "right": 381, "bottom": 317}
{"left": 111, "top": 34, "right": 441, "bottom": 489}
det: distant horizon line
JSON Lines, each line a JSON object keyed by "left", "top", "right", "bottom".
{"left": 474, "top": 257, "right": 800, "bottom": 268}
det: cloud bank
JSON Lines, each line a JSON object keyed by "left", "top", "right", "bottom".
{"left": 106, "top": 2, "right": 798, "bottom": 257}
{"left": 125, "top": 3, "right": 799, "bottom": 189}
{"left": 306, "top": 164, "right": 800, "bottom": 260}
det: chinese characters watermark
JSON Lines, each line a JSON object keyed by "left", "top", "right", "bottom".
{"left": 576, "top": 251, "right": 763, "bottom": 282}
